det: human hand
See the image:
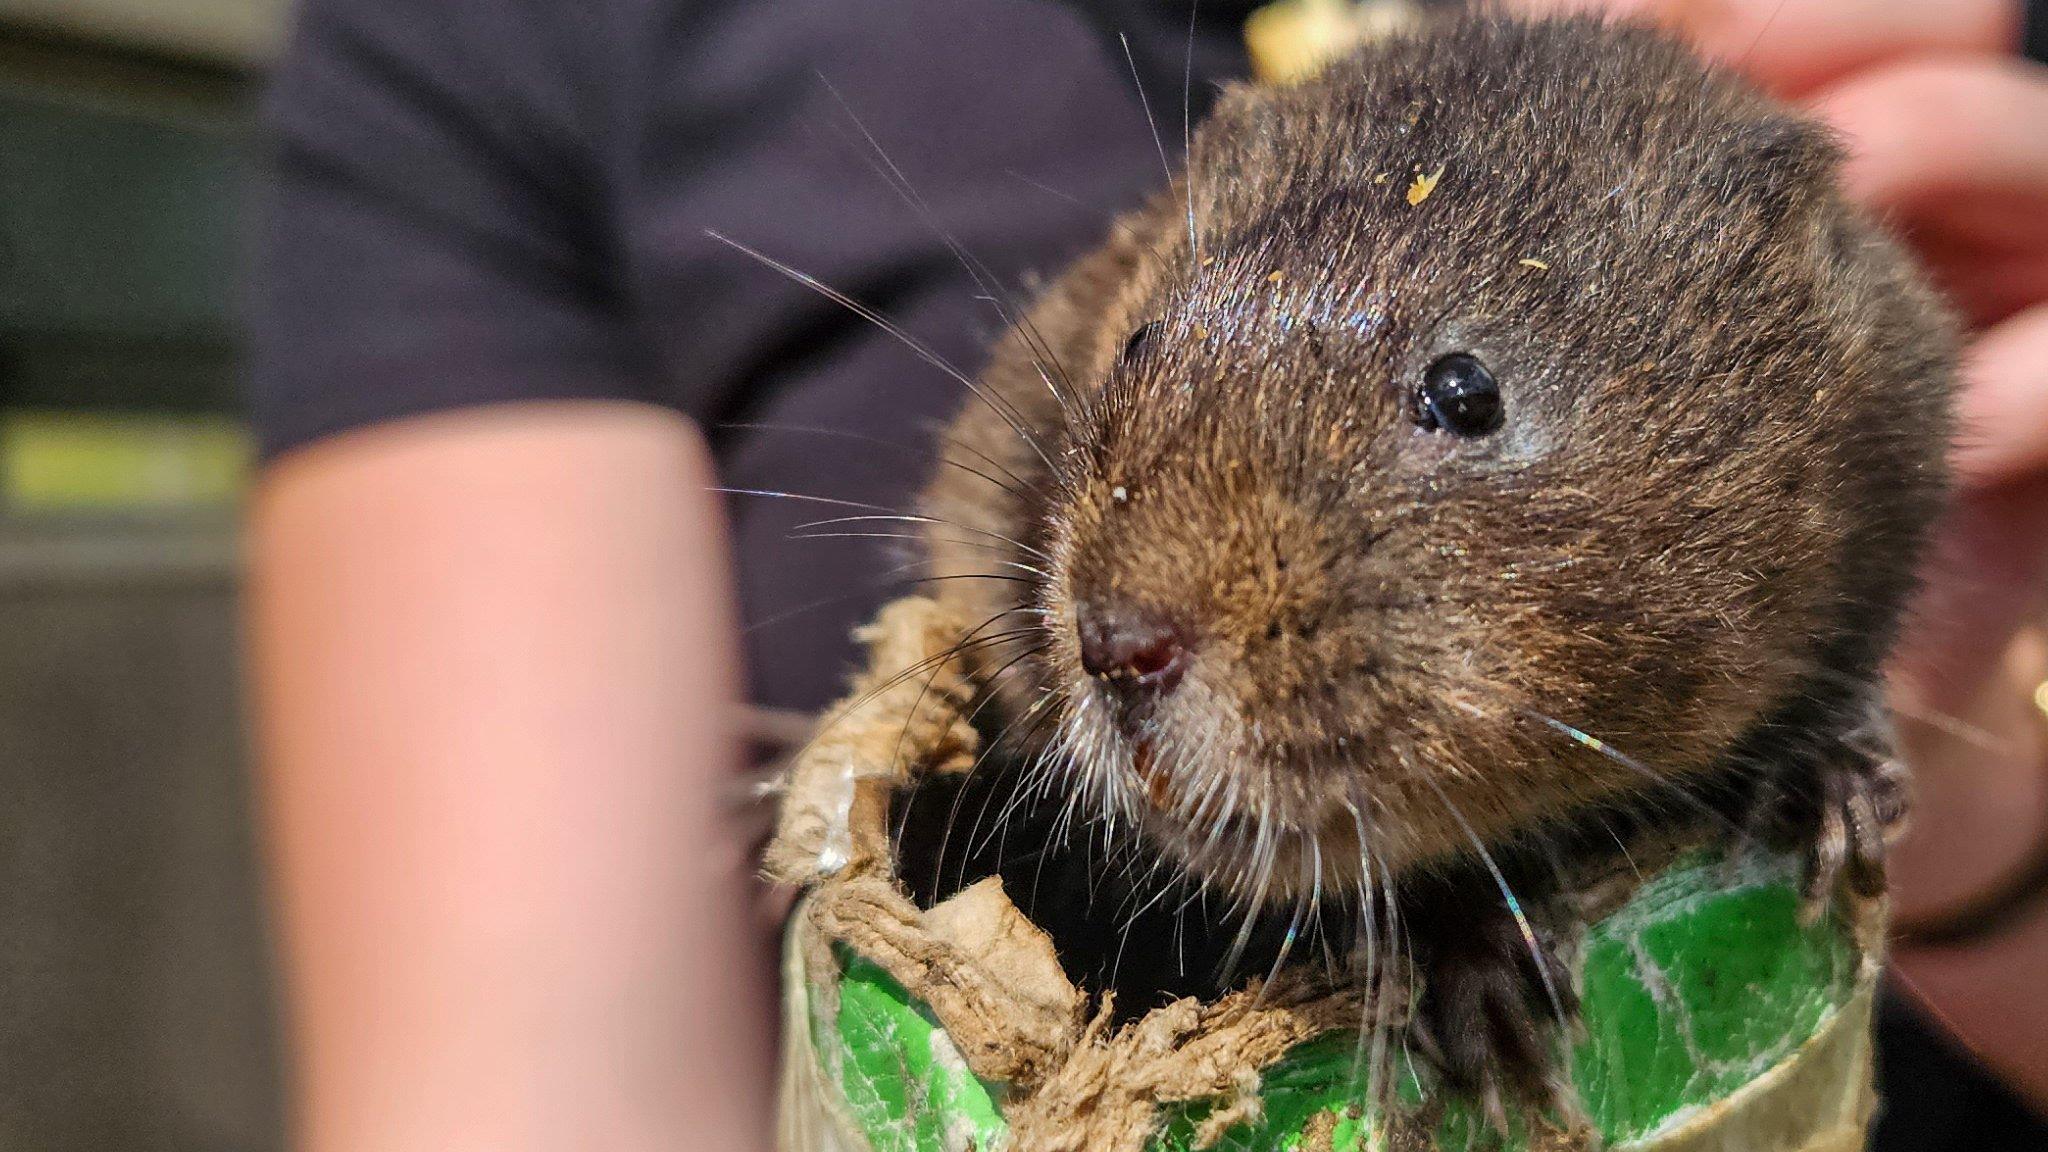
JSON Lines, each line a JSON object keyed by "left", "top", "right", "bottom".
{"left": 1512, "top": 0, "right": 2048, "bottom": 1101}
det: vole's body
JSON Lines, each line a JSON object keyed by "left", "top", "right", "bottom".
{"left": 903, "top": 15, "right": 1954, "bottom": 1110}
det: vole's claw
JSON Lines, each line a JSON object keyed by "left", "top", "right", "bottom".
{"left": 1755, "top": 736, "right": 1908, "bottom": 920}
{"left": 1721, "top": 717, "right": 1907, "bottom": 927}
{"left": 1480, "top": 1080, "right": 1512, "bottom": 1139}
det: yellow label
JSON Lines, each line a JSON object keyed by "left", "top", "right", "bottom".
{"left": 2, "top": 412, "right": 252, "bottom": 512}
{"left": 1245, "top": 0, "right": 1424, "bottom": 85}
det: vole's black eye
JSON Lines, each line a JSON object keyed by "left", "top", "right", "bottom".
{"left": 1120, "top": 322, "right": 1161, "bottom": 366}
{"left": 1416, "top": 353, "right": 1504, "bottom": 437}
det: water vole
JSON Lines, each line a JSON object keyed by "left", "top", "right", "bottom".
{"left": 902, "top": 13, "right": 1955, "bottom": 1116}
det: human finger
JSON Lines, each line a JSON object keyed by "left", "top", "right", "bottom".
{"left": 1808, "top": 57, "right": 2048, "bottom": 326}
{"left": 1953, "top": 304, "right": 2048, "bottom": 485}
{"left": 1498, "top": 0, "right": 2020, "bottom": 97}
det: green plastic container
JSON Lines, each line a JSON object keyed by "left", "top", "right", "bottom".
{"left": 777, "top": 848, "right": 1878, "bottom": 1152}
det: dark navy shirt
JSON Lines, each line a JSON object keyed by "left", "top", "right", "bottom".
{"left": 251, "top": 0, "right": 1230, "bottom": 712}
{"left": 248, "top": 2, "right": 2048, "bottom": 1145}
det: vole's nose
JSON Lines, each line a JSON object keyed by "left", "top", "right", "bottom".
{"left": 1077, "top": 602, "right": 1188, "bottom": 695}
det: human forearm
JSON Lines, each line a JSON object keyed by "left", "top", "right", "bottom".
{"left": 247, "top": 402, "right": 774, "bottom": 1151}
{"left": 1893, "top": 710, "right": 2048, "bottom": 1113}
{"left": 1890, "top": 482, "right": 2048, "bottom": 1109}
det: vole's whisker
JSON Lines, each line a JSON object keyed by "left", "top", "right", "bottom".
{"left": 1118, "top": 32, "right": 1186, "bottom": 278}
{"left": 948, "top": 689, "right": 1065, "bottom": 876}
{"left": 718, "top": 420, "right": 1041, "bottom": 501}
{"left": 977, "top": 710, "right": 1092, "bottom": 862}
{"left": 704, "top": 229, "right": 1061, "bottom": 473}
{"left": 958, "top": 642, "right": 1054, "bottom": 737}
{"left": 1109, "top": 852, "right": 1172, "bottom": 927}
{"left": 1419, "top": 770, "right": 1571, "bottom": 1036}
{"left": 908, "top": 651, "right": 1054, "bottom": 887}
{"left": 718, "top": 488, "right": 1053, "bottom": 574}
{"left": 1450, "top": 691, "right": 1740, "bottom": 833}
{"left": 790, "top": 514, "right": 1054, "bottom": 563}
{"left": 811, "top": 77, "right": 1085, "bottom": 425}
{"left": 782, "top": 528, "right": 1049, "bottom": 569}
{"left": 994, "top": 698, "right": 1079, "bottom": 900}
{"left": 1790, "top": 658, "right": 2006, "bottom": 753}
{"left": 1000, "top": 170, "right": 1183, "bottom": 273}
{"left": 1891, "top": 700, "right": 2005, "bottom": 749}
{"left": 1180, "top": 0, "right": 1202, "bottom": 265}
{"left": 1307, "top": 836, "right": 1330, "bottom": 961}
{"left": 1176, "top": 730, "right": 1229, "bottom": 829}
{"left": 743, "top": 561, "right": 1030, "bottom": 637}
{"left": 1216, "top": 828, "right": 1276, "bottom": 990}
{"left": 1256, "top": 849, "right": 1317, "bottom": 1002}
{"left": 884, "top": 627, "right": 1046, "bottom": 814}
{"left": 1342, "top": 794, "right": 1386, "bottom": 1113}
{"left": 792, "top": 609, "right": 1036, "bottom": 766}
{"left": 1520, "top": 705, "right": 1742, "bottom": 832}
{"left": 912, "top": 572, "right": 1036, "bottom": 586}
{"left": 709, "top": 485, "right": 893, "bottom": 512}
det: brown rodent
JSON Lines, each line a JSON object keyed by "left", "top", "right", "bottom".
{"left": 899, "top": 13, "right": 1955, "bottom": 1114}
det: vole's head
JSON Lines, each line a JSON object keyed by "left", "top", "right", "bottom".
{"left": 1033, "top": 19, "right": 1952, "bottom": 902}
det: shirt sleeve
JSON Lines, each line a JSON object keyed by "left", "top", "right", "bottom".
{"left": 246, "top": 0, "right": 644, "bottom": 459}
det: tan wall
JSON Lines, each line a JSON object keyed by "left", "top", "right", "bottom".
{"left": 0, "top": 520, "right": 283, "bottom": 1152}
{"left": 0, "top": 0, "right": 285, "bottom": 65}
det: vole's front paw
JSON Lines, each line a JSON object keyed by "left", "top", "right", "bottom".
{"left": 1744, "top": 730, "right": 1909, "bottom": 917}
{"left": 1803, "top": 745, "right": 1908, "bottom": 911}
{"left": 1407, "top": 898, "right": 1581, "bottom": 1133}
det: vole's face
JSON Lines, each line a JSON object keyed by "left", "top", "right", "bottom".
{"left": 1034, "top": 51, "right": 1903, "bottom": 904}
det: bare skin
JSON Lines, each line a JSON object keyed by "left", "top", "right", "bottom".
{"left": 247, "top": 403, "right": 775, "bottom": 1152}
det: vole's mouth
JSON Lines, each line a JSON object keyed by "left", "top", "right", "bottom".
{"left": 1056, "top": 636, "right": 1419, "bottom": 899}
{"left": 1094, "top": 705, "right": 1424, "bottom": 903}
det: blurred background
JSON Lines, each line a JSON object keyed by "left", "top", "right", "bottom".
{"left": 0, "top": 2, "right": 285, "bottom": 1148}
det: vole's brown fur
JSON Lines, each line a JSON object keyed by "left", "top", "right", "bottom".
{"left": 907, "top": 15, "right": 1954, "bottom": 1111}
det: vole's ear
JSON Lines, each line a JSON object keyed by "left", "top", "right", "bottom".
{"left": 1706, "top": 115, "right": 1846, "bottom": 224}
